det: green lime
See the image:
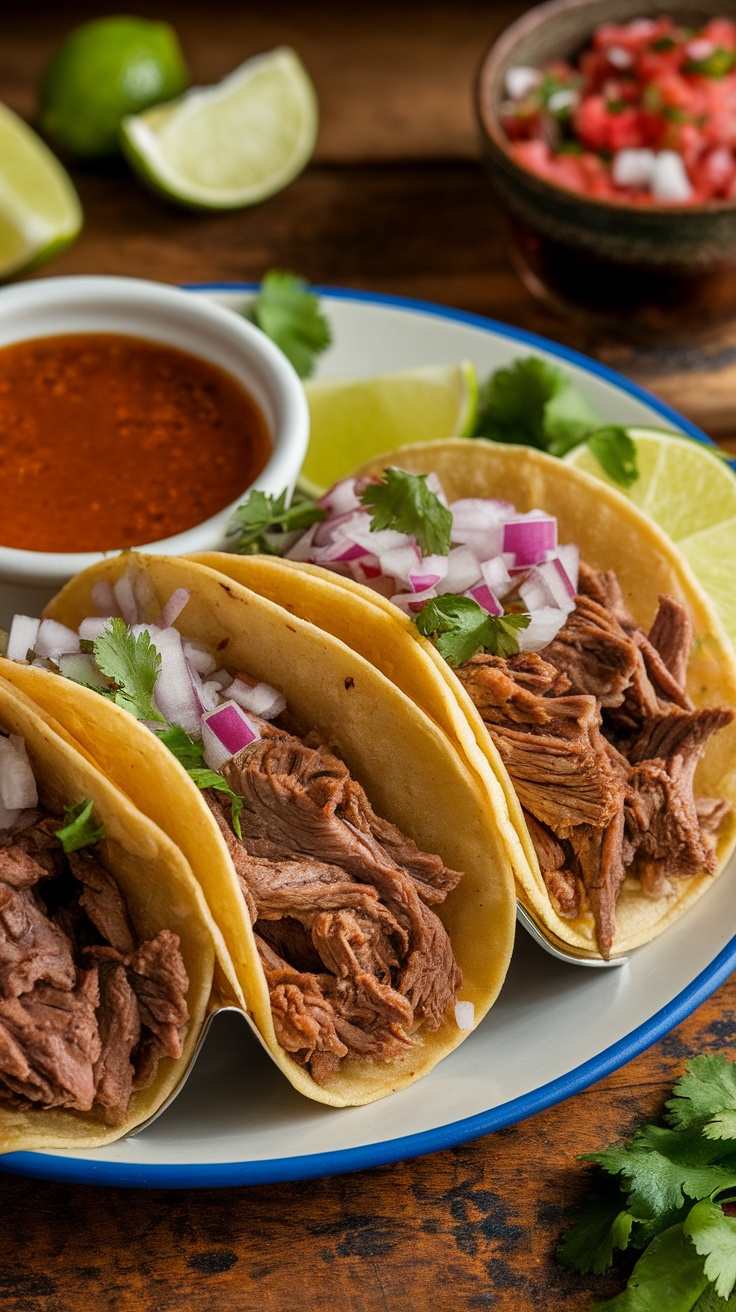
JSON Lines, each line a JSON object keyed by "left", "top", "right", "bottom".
{"left": 120, "top": 47, "right": 318, "bottom": 210}
{"left": 299, "top": 362, "right": 478, "bottom": 497}
{"left": 39, "top": 16, "right": 189, "bottom": 159}
{"left": 564, "top": 427, "right": 736, "bottom": 642}
{"left": 0, "top": 102, "right": 82, "bottom": 280}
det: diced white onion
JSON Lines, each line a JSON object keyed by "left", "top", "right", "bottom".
{"left": 651, "top": 151, "right": 693, "bottom": 203}
{"left": 612, "top": 148, "right": 656, "bottom": 188}
{"left": 78, "top": 616, "right": 112, "bottom": 643}
{"left": 505, "top": 65, "right": 541, "bottom": 101}
{"left": 0, "top": 736, "right": 38, "bottom": 810}
{"left": 480, "top": 556, "right": 513, "bottom": 598}
{"left": 547, "top": 88, "right": 579, "bottom": 113}
{"left": 6, "top": 616, "right": 40, "bottom": 663}
{"left": 685, "top": 37, "right": 715, "bottom": 60}
{"left": 34, "top": 619, "right": 81, "bottom": 663}
{"left": 554, "top": 544, "right": 579, "bottom": 595}
{"left": 435, "top": 546, "right": 482, "bottom": 595}
{"left": 223, "top": 675, "right": 287, "bottom": 720}
{"left": 606, "top": 45, "right": 633, "bottom": 68}
{"left": 517, "top": 607, "right": 567, "bottom": 652}
{"left": 454, "top": 1001, "right": 475, "bottom": 1030}
{"left": 183, "top": 640, "right": 217, "bottom": 676}
{"left": 113, "top": 572, "right": 139, "bottom": 626}
{"left": 161, "top": 589, "right": 190, "bottom": 629}
{"left": 91, "top": 580, "right": 120, "bottom": 618}
{"left": 142, "top": 625, "right": 202, "bottom": 738}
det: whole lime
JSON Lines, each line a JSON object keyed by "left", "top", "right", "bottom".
{"left": 39, "top": 16, "right": 190, "bottom": 159}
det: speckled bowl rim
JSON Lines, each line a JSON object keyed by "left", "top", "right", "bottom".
{"left": 476, "top": 0, "right": 736, "bottom": 219}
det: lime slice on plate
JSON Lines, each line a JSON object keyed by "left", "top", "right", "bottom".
{"left": 564, "top": 427, "right": 736, "bottom": 641}
{"left": 121, "top": 47, "right": 318, "bottom": 210}
{"left": 300, "top": 361, "right": 478, "bottom": 496}
{"left": 0, "top": 103, "right": 82, "bottom": 281}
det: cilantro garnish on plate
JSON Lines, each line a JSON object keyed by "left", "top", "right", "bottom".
{"left": 228, "top": 489, "right": 325, "bottom": 555}
{"left": 248, "top": 270, "right": 332, "bottom": 379}
{"left": 472, "top": 355, "right": 639, "bottom": 489}
{"left": 558, "top": 1054, "right": 736, "bottom": 1308}
{"left": 359, "top": 468, "right": 452, "bottom": 557}
{"left": 414, "top": 596, "right": 530, "bottom": 667}
{"left": 55, "top": 798, "right": 105, "bottom": 854}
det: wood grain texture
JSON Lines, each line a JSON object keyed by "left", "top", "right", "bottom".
{"left": 2, "top": 3, "right": 736, "bottom": 1308}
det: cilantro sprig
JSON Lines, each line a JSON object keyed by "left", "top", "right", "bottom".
{"left": 472, "top": 356, "right": 640, "bottom": 489}
{"left": 414, "top": 596, "right": 530, "bottom": 667}
{"left": 228, "top": 489, "right": 325, "bottom": 556}
{"left": 360, "top": 469, "right": 453, "bottom": 557}
{"left": 684, "top": 47, "right": 736, "bottom": 78}
{"left": 248, "top": 271, "right": 332, "bottom": 379}
{"left": 55, "top": 798, "right": 105, "bottom": 854}
{"left": 558, "top": 1054, "right": 736, "bottom": 1308}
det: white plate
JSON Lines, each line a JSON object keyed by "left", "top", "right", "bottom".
{"left": 4, "top": 285, "right": 732, "bottom": 1189}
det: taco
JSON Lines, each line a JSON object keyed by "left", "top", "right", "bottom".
{"left": 191, "top": 441, "right": 736, "bottom": 961}
{"left": 0, "top": 674, "right": 214, "bottom": 1152}
{"left": 0, "top": 553, "right": 516, "bottom": 1106}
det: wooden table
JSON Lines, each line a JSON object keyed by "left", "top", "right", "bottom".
{"left": 2, "top": 4, "right": 735, "bottom": 1308}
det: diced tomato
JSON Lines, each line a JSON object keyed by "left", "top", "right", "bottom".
{"left": 701, "top": 18, "right": 736, "bottom": 51}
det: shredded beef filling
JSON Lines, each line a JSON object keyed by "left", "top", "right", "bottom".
{"left": 206, "top": 725, "right": 463, "bottom": 1084}
{"left": 0, "top": 813, "right": 189, "bottom": 1125}
{"left": 456, "top": 561, "right": 733, "bottom": 957}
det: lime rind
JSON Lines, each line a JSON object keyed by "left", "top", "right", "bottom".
{"left": 120, "top": 47, "right": 318, "bottom": 211}
{"left": 0, "top": 102, "right": 82, "bottom": 281}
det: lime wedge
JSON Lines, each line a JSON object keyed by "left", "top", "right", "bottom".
{"left": 0, "top": 103, "right": 82, "bottom": 280}
{"left": 300, "top": 362, "right": 478, "bottom": 496}
{"left": 120, "top": 48, "right": 317, "bottom": 210}
{"left": 564, "top": 428, "right": 736, "bottom": 641}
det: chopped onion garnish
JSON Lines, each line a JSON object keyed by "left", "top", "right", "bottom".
{"left": 201, "top": 703, "right": 260, "bottom": 771}
{"left": 502, "top": 514, "right": 557, "bottom": 566}
{"left": 34, "top": 619, "right": 81, "bottom": 663}
{"left": 466, "top": 583, "right": 502, "bottom": 616}
{"left": 480, "top": 555, "right": 513, "bottom": 598}
{"left": 161, "top": 588, "right": 190, "bottom": 629}
{"left": 78, "top": 616, "right": 112, "bottom": 643}
{"left": 183, "top": 640, "right": 217, "bottom": 676}
{"left": 285, "top": 521, "right": 321, "bottom": 561}
{"left": 392, "top": 587, "right": 438, "bottom": 615}
{"left": 188, "top": 664, "right": 220, "bottom": 714}
{"left": 435, "top": 546, "right": 481, "bottom": 596}
{"left": 113, "top": 572, "right": 139, "bottom": 626}
{"left": 317, "top": 477, "right": 361, "bottom": 517}
{"left": 0, "top": 799, "right": 21, "bottom": 831}
{"left": 140, "top": 625, "right": 202, "bottom": 738}
{"left": 223, "top": 675, "right": 287, "bottom": 720}
{"left": 377, "top": 544, "right": 421, "bottom": 587}
{"left": 520, "top": 561, "right": 576, "bottom": 615}
{"left": 91, "top": 580, "right": 121, "bottom": 618}
{"left": 454, "top": 1001, "right": 475, "bottom": 1030}
{"left": 0, "top": 736, "right": 38, "bottom": 810}
{"left": 555, "top": 544, "right": 579, "bottom": 595}
{"left": 517, "top": 607, "right": 567, "bottom": 652}
{"left": 6, "top": 616, "right": 40, "bottom": 663}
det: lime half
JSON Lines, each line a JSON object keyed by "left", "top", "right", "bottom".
{"left": 300, "top": 361, "right": 478, "bottom": 497}
{"left": 564, "top": 427, "right": 736, "bottom": 642}
{"left": 121, "top": 48, "right": 318, "bottom": 210}
{"left": 0, "top": 103, "right": 82, "bottom": 280}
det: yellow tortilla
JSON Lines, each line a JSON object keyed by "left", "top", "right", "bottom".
{"left": 0, "top": 675, "right": 214, "bottom": 1153}
{"left": 0, "top": 552, "right": 516, "bottom": 1106}
{"left": 192, "top": 440, "right": 736, "bottom": 958}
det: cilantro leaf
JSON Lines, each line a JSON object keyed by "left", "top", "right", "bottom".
{"left": 249, "top": 271, "right": 332, "bottom": 379}
{"left": 684, "top": 48, "right": 736, "bottom": 78}
{"left": 359, "top": 469, "right": 452, "bottom": 557}
{"left": 187, "top": 769, "right": 244, "bottom": 839}
{"left": 156, "top": 725, "right": 205, "bottom": 770}
{"left": 557, "top": 1187, "right": 635, "bottom": 1275}
{"left": 587, "top": 1125, "right": 736, "bottom": 1218}
{"left": 55, "top": 798, "right": 105, "bottom": 854}
{"left": 586, "top": 427, "right": 639, "bottom": 489}
{"left": 684, "top": 1201, "right": 736, "bottom": 1299}
{"left": 228, "top": 489, "right": 325, "bottom": 556}
{"left": 93, "top": 619, "right": 164, "bottom": 723}
{"left": 414, "top": 596, "right": 530, "bottom": 667}
{"left": 667, "top": 1057, "right": 736, "bottom": 1141}
{"left": 473, "top": 356, "right": 598, "bottom": 452}
{"left": 596, "top": 1223, "right": 709, "bottom": 1311}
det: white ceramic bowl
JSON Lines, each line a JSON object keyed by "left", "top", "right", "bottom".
{"left": 0, "top": 275, "right": 309, "bottom": 624}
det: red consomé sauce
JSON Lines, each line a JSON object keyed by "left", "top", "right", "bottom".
{"left": 501, "top": 16, "right": 736, "bottom": 204}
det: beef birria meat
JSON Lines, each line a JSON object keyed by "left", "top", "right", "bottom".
{"left": 0, "top": 813, "right": 189, "bottom": 1124}
{"left": 456, "top": 562, "right": 733, "bottom": 956}
{"left": 206, "top": 722, "right": 463, "bottom": 1084}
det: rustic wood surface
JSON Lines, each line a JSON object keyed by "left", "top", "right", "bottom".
{"left": 2, "top": 3, "right": 736, "bottom": 1309}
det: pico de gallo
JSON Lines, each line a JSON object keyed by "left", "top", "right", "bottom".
{"left": 501, "top": 16, "right": 736, "bottom": 204}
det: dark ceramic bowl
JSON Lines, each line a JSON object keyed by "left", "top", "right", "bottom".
{"left": 477, "top": 0, "right": 736, "bottom": 337}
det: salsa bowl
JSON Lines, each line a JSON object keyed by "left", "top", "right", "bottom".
{"left": 476, "top": 0, "right": 736, "bottom": 336}
{"left": 0, "top": 275, "right": 309, "bottom": 624}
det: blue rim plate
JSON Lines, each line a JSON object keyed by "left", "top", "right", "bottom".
{"left": 3, "top": 285, "right": 731, "bottom": 1190}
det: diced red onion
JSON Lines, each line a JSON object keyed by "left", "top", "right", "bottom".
{"left": 313, "top": 535, "right": 369, "bottom": 564}
{"left": 502, "top": 514, "right": 557, "bottom": 566}
{"left": 286, "top": 521, "right": 321, "bottom": 561}
{"left": 519, "top": 561, "right": 576, "bottom": 615}
{"left": 554, "top": 544, "right": 579, "bottom": 595}
{"left": 183, "top": 639, "right": 217, "bottom": 676}
{"left": 161, "top": 588, "right": 190, "bottom": 629}
{"left": 517, "top": 607, "right": 567, "bottom": 652}
{"left": 209, "top": 669, "right": 234, "bottom": 691}
{"left": 188, "top": 664, "right": 220, "bottom": 714}
{"left": 57, "top": 652, "right": 111, "bottom": 692}
{"left": 409, "top": 553, "right": 448, "bottom": 594}
{"left": 91, "top": 580, "right": 121, "bottom": 618}
{"left": 391, "top": 587, "right": 437, "bottom": 615}
{"left": 435, "top": 546, "right": 481, "bottom": 596}
{"left": 201, "top": 703, "right": 260, "bottom": 771}
{"left": 78, "top": 616, "right": 112, "bottom": 643}
{"left": 140, "top": 625, "right": 202, "bottom": 738}
{"left": 113, "top": 572, "right": 139, "bottom": 626}
{"left": 378, "top": 544, "right": 421, "bottom": 587}
{"left": 466, "top": 584, "right": 502, "bottom": 616}
{"left": 317, "top": 478, "right": 361, "bottom": 517}
{"left": 345, "top": 518, "right": 409, "bottom": 556}
{"left": 223, "top": 674, "right": 287, "bottom": 720}
{"left": 6, "top": 615, "right": 40, "bottom": 662}
{"left": 454, "top": 1000, "right": 475, "bottom": 1030}
{"left": 0, "top": 736, "right": 38, "bottom": 810}
{"left": 450, "top": 498, "right": 513, "bottom": 533}
{"left": 480, "top": 556, "right": 513, "bottom": 598}
{"left": 34, "top": 619, "right": 81, "bottom": 663}
{"left": 425, "top": 472, "right": 448, "bottom": 504}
